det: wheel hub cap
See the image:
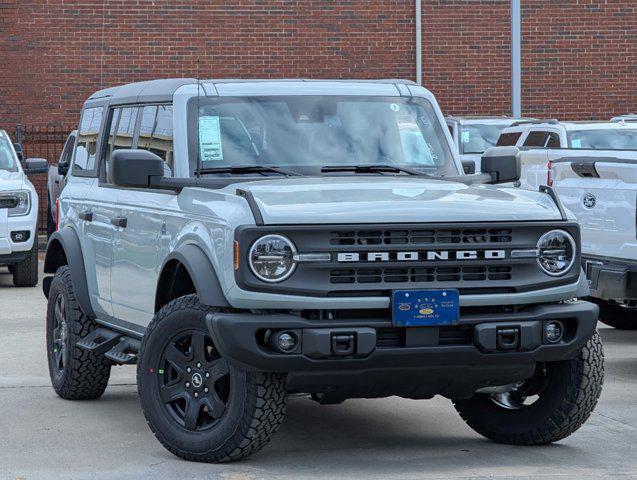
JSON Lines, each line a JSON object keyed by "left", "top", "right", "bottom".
{"left": 191, "top": 372, "right": 203, "bottom": 389}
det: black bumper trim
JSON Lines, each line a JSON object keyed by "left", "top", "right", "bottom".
{"left": 583, "top": 255, "right": 637, "bottom": 300}
{"left": 206, "top": 301, "right": 598, "bottom": 372}
{"left": 205, "top": 301, "right": 598, "bottom": 399}
{"left": 0, "top": 251, "right": 28, "bottom": 265}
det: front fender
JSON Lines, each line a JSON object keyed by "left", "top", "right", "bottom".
{"left": 43, "top": 227, "right": 95, "bottom": 318}
{"left": 158, "top": 243, "right": 230, "bottom": 309}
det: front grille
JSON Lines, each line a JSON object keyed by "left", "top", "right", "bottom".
{"left": 0, "top": 196, "right": 17, "bottom": 209}
{"left": 330, "top": 265, "right": 513, "bottom": 284}
{"left": 236, "top": 222, "right": 581, "bottom": 297}
{"left": 330, "top": 228, "right": 512, "bottom": 246}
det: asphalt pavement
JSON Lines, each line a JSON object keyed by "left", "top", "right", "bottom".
{"left": 1, "top": 262, "right": 636, "bottom": 480}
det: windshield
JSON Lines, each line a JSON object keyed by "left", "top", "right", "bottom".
{"left": 568, "top": 129, "right": 637, "bottom": 150}
{"left": 191, "top": 96, "right": 458, "bottom": 176}
{"left": 0, "top": 132, "right": 18, "bottom": 172}
{"left": 460, "top": 123, "right": 510, "bottom": 154}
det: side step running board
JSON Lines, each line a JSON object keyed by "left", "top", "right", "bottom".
{"left": 77, "top": 328, "right": 122, "bottom": 355}
{"left": 104, "top": 337, "right": 141, "bottom": 365}
{"left": 77, "top": 328, "right": 141, "bottom": 365}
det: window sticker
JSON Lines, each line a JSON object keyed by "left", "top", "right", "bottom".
{"left": 390, "top": 103, "right": 400, "bottom": 112}
{"left": 571, "top": 138, "right": 582, "bottom": 148}
{"left": 461, "top": 130, "right": 471, "bottom": 143}
{"left": 199, "top": 116, "right": 223, "bottom": 162}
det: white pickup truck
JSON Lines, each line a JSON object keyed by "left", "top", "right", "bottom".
{"left": 490, "top": 120, "right": 637, "bottom": 328}
{"left": 551, "top": 154, "right": 637, "bottom": 329}
{"left": 494, "top": 119, "right": 637, "bottom": 190}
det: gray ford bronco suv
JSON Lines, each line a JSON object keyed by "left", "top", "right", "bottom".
{"left": 43, "top": 79, "right": 603, "bottom": 463}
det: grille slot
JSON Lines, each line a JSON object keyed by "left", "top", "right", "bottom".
{"left": 330, "top": 266, "right": 512, "bottom": 284}
{"left": 330, "top": 228, "right": 512, "bottom": 246}
{"left": 375, "top": 326, "right": 473, "bottom": 348}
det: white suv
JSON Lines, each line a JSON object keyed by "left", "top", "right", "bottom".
{"left": 0, "top": 129, "right": 47, "bottom": 286}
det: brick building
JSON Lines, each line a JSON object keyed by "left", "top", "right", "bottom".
{"left": 1, "top": 0, "right": 636, "bottom": 227}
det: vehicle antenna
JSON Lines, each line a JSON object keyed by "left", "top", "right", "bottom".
{"left": 196, "top": 57, "right": 202, "bottom": 179}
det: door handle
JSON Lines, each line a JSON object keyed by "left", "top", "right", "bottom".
{"left": 78, "top": 212, "right": 93, "bottom": 222}
{"left": 110, "top": 216, "right": 127, "bottom": 228}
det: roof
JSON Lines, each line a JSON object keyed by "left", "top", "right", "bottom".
{"left": 503, "top": 119, "right": 637, "bottom": 133}
{"left": 87, "top": 78, "right": 419, "bottom": 105}
{"left": 446, "top": 115, "right": 533, "bottom": 125}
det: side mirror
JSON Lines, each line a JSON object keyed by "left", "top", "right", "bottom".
{"left": 461, "top": 160, "right": 476, "bottom": 175}
{"left": 111, "top": 149, "right": 164, "bottom": 188}
{"left": 480, "top": 146, "right": 521, "bottom": 184}
{"left": 13, "top": 143, "right": 24, "bottom": 162}
{"left": 24, "top": 157, "right": 48, "bottom": 175}
{"left": 57, "top": 162, "right": 70, "bottom": 176}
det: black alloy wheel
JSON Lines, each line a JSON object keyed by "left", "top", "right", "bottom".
{"left": 157, "top": 330, "right": 231, "bottom": 431}
{"left": 51, "top": 292, "right": 68, "bottom": 374}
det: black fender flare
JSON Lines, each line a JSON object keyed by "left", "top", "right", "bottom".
{"left": 43, "top": 227, "right": 95, "bottom": 318}
{"left": 157, "top": 243, "right": 230, "bottom": 309}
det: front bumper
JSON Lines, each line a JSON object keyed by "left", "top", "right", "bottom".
{"left": 206, "top": 300, "right": 598, "bottom": 400}
{"left": 584, "top": 255, "right": 637, "bottom": 301}
{"left": 0, "top": 211, "right": 37, "bottom": 257}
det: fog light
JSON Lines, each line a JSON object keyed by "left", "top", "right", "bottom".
{"left": 10, "top": 231, "right": 30, "bottom": 243}
{"left": 277, "top": 331, "right": 298, "bottom": 352}
{"left": 545, "top": 321, "right": 564, "bottom": 343}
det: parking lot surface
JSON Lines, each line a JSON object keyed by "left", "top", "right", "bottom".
{"left": 1, "top": 263, "right": 636, "bottom": 480}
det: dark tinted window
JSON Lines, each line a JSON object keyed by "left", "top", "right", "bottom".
{"left": 496, "top": 132, "right": 522, "bottom": 146}
{"left": 72, "top": 107, "right": 104, "bottom": 176}
{"left": 546, "top": 132, "right": 561, "bottom": 148}
{"left": 523, "top": 131, "right": 550, "bottom": 147}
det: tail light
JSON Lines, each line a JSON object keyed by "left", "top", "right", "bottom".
{"left": 546, "top": 160, "right": 554, "bottom": 187}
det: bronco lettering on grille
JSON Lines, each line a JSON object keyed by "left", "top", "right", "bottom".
{"left": 336, "top": 250, "right": 507, "bottom": 262}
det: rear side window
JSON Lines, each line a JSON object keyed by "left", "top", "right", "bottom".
{"left": 546, "top": 132, "right": 561, "bottom": 148}
{"left": 496, "top": 132, "right": 522, "bottom": 146}
{"left": 523, "top": 131, "right": 550, "bottom": 147}
{"left": 72, "top": 107, "right": 104, "bottom": 176}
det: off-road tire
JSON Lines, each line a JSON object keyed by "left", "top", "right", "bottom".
{"left": 137, "top": 294, "right": 288, "bottom": 463}
{"left": 46, "top": 266, "right": 111, "bottom": 399}
{"left": 453, "top": 331, "right": 604, "bottom": 445}
{"left": 12, "top": 235, "right": 38, "bottom": 287}
{"left": 597, "top": 300, "right": 637, "bottom": 330}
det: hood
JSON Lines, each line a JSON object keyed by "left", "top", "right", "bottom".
{"left": 0, "top": 170, "right": 24, "bottom": 191}
{"left": 226, "top": 177, "right": 563, "bottom": 225}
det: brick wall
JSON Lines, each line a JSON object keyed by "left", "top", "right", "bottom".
{"left": 3, "top": 0, "right": 636, "bottom": 130}
{"left": 522, "top": 0, "right": 637, "bottom": 120}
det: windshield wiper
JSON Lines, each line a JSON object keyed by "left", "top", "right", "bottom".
{"left": 198, "top": 165, "right": 299, "bottom": 176}
{"left": 321, "top": 164, "right": 431, "bottom": 176}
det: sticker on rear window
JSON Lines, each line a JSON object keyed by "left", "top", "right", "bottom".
{"left": 199, "top": 116, "right": 224, "bottom": 162}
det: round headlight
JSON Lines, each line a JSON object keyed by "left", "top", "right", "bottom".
{"left": 249, "top": 234, "right": 297, "bottom": 283}
{"left": 536, "top": 229, "right": 576, "bottom": 276}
